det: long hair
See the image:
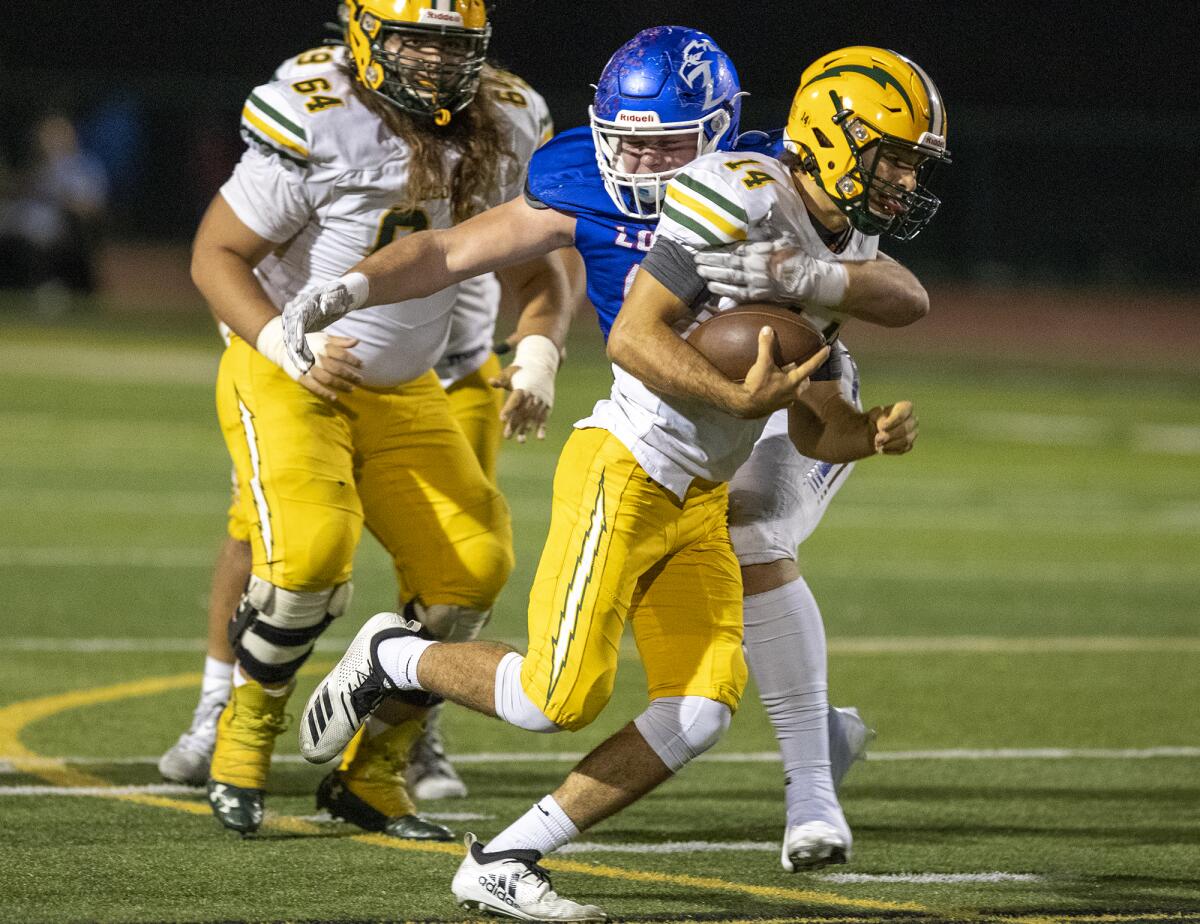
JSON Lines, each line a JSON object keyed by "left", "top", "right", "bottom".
{"left": 344, "top": 62, "right": 518, "bottom": 224}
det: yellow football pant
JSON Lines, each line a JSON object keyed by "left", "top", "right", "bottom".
{"left": 521, "top": 428, "right": 747, "bottom": 731}
{"left": 444, "top": 353, "right": 505, "bottom": 485}
{"left": 226, "top": 353, "right": 503, "bottom": 537}
{"left": 225, "top": 468, "right": 251, "bottom": 544}
{"left": 216, "top": 336, "right": 513, "bottom": 606}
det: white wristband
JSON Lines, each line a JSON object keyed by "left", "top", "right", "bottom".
{"left": 808, "top": 260, "right": 849, "bottom": 308}
{"left": 255, "top": 315, "right": 303, "bottom": 381}
{"left": 339, "top": 271, "right": 371, "bottom": 310}
{"left": 509, "top": 334, "right": 559, "bottom": 408}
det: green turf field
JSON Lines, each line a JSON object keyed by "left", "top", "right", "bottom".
{"left": 1, "top": 308, "right": 1198, "bottom": 924}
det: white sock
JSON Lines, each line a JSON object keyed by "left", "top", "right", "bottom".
{"left": 485, "top": 795, "right": 579, "bottom": 856}
{"left": 200, "top": 657, "right": 234, "bottom": 702}
{"left": 232, "top": 663, "right": 289, "bottom": 695}
{"left": 376, "top": 636, "right": 437, "bottom": 690}
{"left": 742, "top": 578, "right": 840, "bottom": 828}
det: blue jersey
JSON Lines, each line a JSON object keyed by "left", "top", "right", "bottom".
{"left": 525, "top": 127, "right": 655, "bottom": 340}
{"left": 525, "top": 126, "right": 785, "bottom": 341}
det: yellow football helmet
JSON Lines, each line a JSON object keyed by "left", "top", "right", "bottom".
{"left": 785, "top": 46, "right": 950, "bottom": 240}
{"left": 344, "top": 0, "right": 490, "bottom": 123}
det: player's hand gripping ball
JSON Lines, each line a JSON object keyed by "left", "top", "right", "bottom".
{"left": 686, "top": 304, "right": 826, "bottom": 382}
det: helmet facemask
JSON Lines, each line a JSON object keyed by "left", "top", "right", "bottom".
{"left": 358, "top": 13, "right": 490, "bottom": 121}
{"left": 589, "top": 106, "right": 733, "bottom": 219}
{"left": 827, "top": 116, "right": 949, "bottom": 240}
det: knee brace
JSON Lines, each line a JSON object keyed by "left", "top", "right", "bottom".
{"left": 229, "top": 576, "right": 351, "bottom": 685}
{"left": 634, "top": 696, "right": 731, "bottom": 773}
{"left": 409, "top": 600, "right": 492, "bottom": 643}
{"left": 494, "top": 652, "right": 560, "bottom": 733}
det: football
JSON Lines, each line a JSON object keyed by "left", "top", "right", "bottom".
{"left": 686, "top": 303, "right": 827, "bottom": 382}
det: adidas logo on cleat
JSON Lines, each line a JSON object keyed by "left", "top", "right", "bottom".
{"left": 478, "top": 873, "right": 520, "bottom": 908}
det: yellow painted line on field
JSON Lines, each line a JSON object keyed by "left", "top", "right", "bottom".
{"left": 353, "top": 832, "right": 927, "bottom": 913}
{"left": 0, "top": 673, "right": 931, "bottom": 917}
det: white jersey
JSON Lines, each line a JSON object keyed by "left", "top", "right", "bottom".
{"left": 579, "top": 152, "right": 879, "bottom": 499}
{"left": 222, "top": 59, "right": 551, "bottom": 388}
{"left": 273, "top": 48, "right": 551, "bottom": 387}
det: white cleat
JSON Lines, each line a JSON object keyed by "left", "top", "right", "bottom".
{"left": 158, "top": 694, "right": 226, "bottom": 785}
{"left": 781, "top": 819, "right": 852, "bottom": 872}
{"left": 829, "top": 705, "right": 875, "bottom": 789}
{"left": 299, "top": 612, "right": 423, "bottom": 764}
{"left": 452, "top": 833, "right": 607, "bottom": 922}
{"left": 409, "top": 705, "right": 468, "bottom": 800}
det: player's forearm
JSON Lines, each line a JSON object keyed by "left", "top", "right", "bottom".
{"left": 607, "top": 313, "right": 745, "bottom": 415}
{"left": 838, "top": 258, "right": 929, "bottom": 327}
{"left": 190, "top": 244, "right": 279, "bottom": 344}
{"left": 500, "top": 250, "right": 573, "bottom": 352}
{"left": 787, "top": 382, "right": 875, "bottom": 462}
{"left": 352, "top": 229, "right": 461, "bottom": 307}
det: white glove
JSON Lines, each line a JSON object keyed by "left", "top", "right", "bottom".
{"left": 693, "top": 239, "right": 848, "bottom": 307}
{"left": 281, "top": 272, "right": 370, "bottom": 373}
{"left": 254, "top": 316, "right": 336, "bottom": 380}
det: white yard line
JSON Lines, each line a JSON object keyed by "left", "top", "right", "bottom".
{"left": 2, "top": 548, "right": 1197, "bottom": 586}
{"left": 4, "top": 635, "right": 1199, "bottom": 655}
{"left": 820, "top": 872, "right": 1042, "bottom": 884}
{"left": 0, "top": 783, "right": 200, "bottom": 796}
{"left": 949, "top": 413, "right": 1200, "bottom": 456}
{"left": 0, "top": 548, "right": 212, "bottom": 568}
{"left": 4, "top": 747, "right": 1197, "bottom": 776}
{"left": 1132, "top": 424, "right": 1200, "bottom": 455}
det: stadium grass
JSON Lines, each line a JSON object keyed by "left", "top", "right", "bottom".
{"left": 0, "top": 311, "right": 1198, "bottom": 922}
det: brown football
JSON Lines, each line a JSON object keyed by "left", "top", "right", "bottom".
{"left": 686, "top": 304, "right": 827, "bottom": 382}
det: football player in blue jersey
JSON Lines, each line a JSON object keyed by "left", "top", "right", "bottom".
{"left": 285, "top": 26, "right": 930, "bottom": 918}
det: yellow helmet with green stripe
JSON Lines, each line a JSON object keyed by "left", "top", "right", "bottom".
{"left": 345, "top": 0, "right": 490, "bottom": 123}
{"left": 785, "top": 46, "right": 950, "bottom": 240}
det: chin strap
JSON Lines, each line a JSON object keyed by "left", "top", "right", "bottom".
{"left": 434, "top": 108, "right": 451, "bottom": 126}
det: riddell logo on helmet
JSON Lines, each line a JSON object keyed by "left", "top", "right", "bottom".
{"left": 418, "top": 8, "right": 463, "bottom": 25}
{"left": 615, "top": 110, "right": 661, "bottom": 125}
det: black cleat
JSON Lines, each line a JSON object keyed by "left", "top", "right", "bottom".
{"left": 316, "top": 771, "right": 453, "bottom": 841}
{"left": 207, "top": 779, "right": 264, "bottom": 835}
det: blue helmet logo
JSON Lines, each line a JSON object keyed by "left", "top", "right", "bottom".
{"left": 678, "top": 38, "right": 723, "bottom": 111}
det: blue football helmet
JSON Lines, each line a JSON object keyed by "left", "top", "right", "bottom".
{"left": 590, "top": 26, "right": 742, "bottom": 218}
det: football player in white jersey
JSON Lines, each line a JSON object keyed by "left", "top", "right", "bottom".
{"left": 188, "top": 0, "right": 568, "bottom": 838}
{"left": 290, "top": 41, "right": 941, "bottom": 920}
{"left": 607, "top": 46, "right": 949, "bottom": 871}
{"left": 158, "top": 32, "right": 561, "bottom": 803}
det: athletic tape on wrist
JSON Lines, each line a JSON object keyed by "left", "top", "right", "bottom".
{"left": 255, "top": 316, "right": 303, "bottom": 381}
{"left": 509, "top": 334, "right": 559, "bottom": 407}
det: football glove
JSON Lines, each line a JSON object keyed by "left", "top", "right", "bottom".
{"left": 694, "top": 239, "right": 848, "bottom": 307}
{"left": 282, "top": 272, "right": 370, "bottom": 372}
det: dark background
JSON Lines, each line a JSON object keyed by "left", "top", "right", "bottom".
{"left": 7, "top": 1, "right": 1200, "bottom": 288}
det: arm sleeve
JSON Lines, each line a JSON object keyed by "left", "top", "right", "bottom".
{"left": 639, "top": 236, "right": 708, "bottom": 307}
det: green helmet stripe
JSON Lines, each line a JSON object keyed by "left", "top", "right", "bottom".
{"left": 801, "top": 64, "right": 913, "bottom": 118}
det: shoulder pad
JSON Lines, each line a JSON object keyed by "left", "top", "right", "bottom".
{"left": 484, "top": 67, "right": 554, "bottom": 149}
{"left": 240, "top": 80, "right": 312, "bottom": 166}
{"left": 272, "top": 45, "right": 349, "bottom": 82}
{"left": 525, "top": 126, "right": 621, "bottom": 219}
{"left": 734, "top": 127, "right": 787, "bottom": 158}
